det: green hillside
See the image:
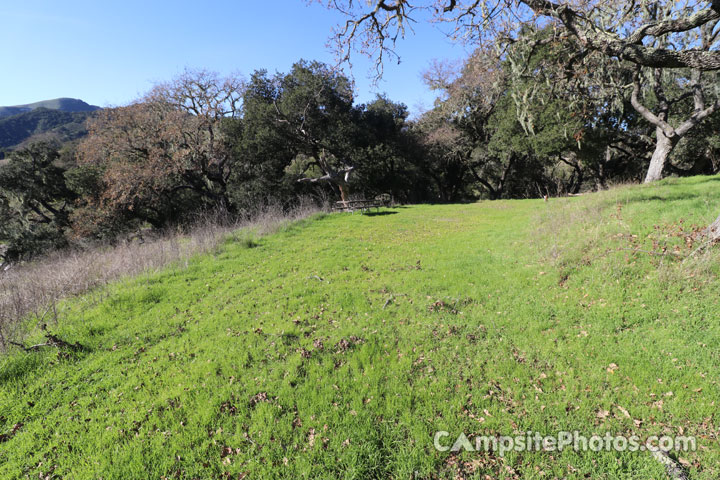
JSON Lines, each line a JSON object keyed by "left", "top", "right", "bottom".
{"left": 1, "top": 177, "right": 719, "bottom": 478}
{"left": 0, "top": 99, "right": 100, "bottom": 154}
{"left": 0, "top": 108, "right": 94, "bottom": 151}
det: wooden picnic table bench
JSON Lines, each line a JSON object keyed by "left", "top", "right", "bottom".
{"left": 332, "top": 195, "right": 391, "bottom": 213}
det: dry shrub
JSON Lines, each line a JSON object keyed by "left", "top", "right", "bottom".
{"left": 0, "top": 198, "right": 323, "bottom": 350}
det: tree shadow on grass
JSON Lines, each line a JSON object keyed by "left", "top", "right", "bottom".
{"left": 621, "top": 191, "right": 702, "bottom": 205}
{"left": 362, "top": 211, "right": 398, "bottom": 217}
{"left": 0, "top": 339, "right": 89, "bottom": 385}
{"left": 0, "top": 352, "right": 48, "bottom": 385}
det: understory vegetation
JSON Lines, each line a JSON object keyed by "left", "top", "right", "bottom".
{"left": 1, "top": 176, "right": 718, "bottom": 479}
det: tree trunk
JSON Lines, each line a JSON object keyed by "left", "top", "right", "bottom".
{"left": 644, "top": 128, "right": 677, "bottom": 183}
{"left": 709, "top": 213, "right": 720, "bottom": 241}
{"left": 595, "top": 146, "right": 611, "bottom": 191}
{"left": 468, "top": 165, "right": 498, "bottom": 199}
{"left": 337, "top": 183, "right": 350, "bottom": 202}
{"left": 570, "top": 161, "right": 583, "bottom": 194}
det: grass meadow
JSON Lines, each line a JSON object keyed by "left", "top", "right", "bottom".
{"left": 1, "top": 176, "right": 719, "bottom": 478}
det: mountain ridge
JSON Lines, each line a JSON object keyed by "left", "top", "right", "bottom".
{"left": 0, "top": 108, "right": 96, "bottom": 152}
{"left": 0, "top": 98, "right": 100, "bottom": 119}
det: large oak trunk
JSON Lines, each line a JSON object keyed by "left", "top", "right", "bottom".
{"left": 709, "top": 213, "right": 720, "bottom": 241}
{"left": 644, "top": 129, "right": 677, "bottom": 183}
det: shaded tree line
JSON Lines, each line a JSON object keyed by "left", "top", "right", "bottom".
{"left": 1, "top": 63, "right": 423, "bottom": 260}
{"left": 3, "top": 47, "right": 720, "bottom": 260}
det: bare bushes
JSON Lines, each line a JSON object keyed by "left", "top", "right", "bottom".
{"left": 0, "top": 198, "right": 322, "bottom": 350}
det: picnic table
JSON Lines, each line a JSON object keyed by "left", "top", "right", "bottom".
{"left": 332, "top": 195, "right": 391, "bottom": 213}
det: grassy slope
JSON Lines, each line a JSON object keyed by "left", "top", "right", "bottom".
{"left": 1, "top": 176, "right": 719, "bottom": 479}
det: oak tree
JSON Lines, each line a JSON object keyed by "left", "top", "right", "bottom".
{"left": 319, "top": 0, "right": 720, "bottom": 236}
{"left": 77, "top": 70, "right": 243, "bottom": 231}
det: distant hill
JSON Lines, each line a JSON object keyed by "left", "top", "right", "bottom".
{"left": 0, "top": 98, "right": 100, "bottom": 119}
{"left": 0, "top": 98, "right": 101, "bottom": 155}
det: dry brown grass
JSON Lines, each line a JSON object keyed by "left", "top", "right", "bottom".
{"left": 0, "top": 199, "right": 322, "bottom": 349}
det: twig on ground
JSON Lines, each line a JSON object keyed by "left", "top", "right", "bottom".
{"left": 382, "top": 293, "right": 407, "bottom": 309}
{"left": 619, "top": 248, "right": 684, "bottom": 258}
{"left": 382, "top": 296, "right": 393, "bottom": 309}
{"left": 9, "top": 325, "right": 83, "bottom": 352}
{"left": 646, "top": 443, "right": 689, "bottom": 480}
{"left": 683, "top": 237, "right": 717, "bottom": 262}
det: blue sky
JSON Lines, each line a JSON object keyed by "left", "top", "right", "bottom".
{"left": 0, "top": 0, "right": 470, "bottom": 115}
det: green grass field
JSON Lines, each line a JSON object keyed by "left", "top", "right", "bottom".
{"left": 1, "top": 176, "right": 719, "bottom": 479}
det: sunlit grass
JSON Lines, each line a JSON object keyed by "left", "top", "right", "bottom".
{"left": 1, "top": 176, "right": 719, "bottom": 478}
